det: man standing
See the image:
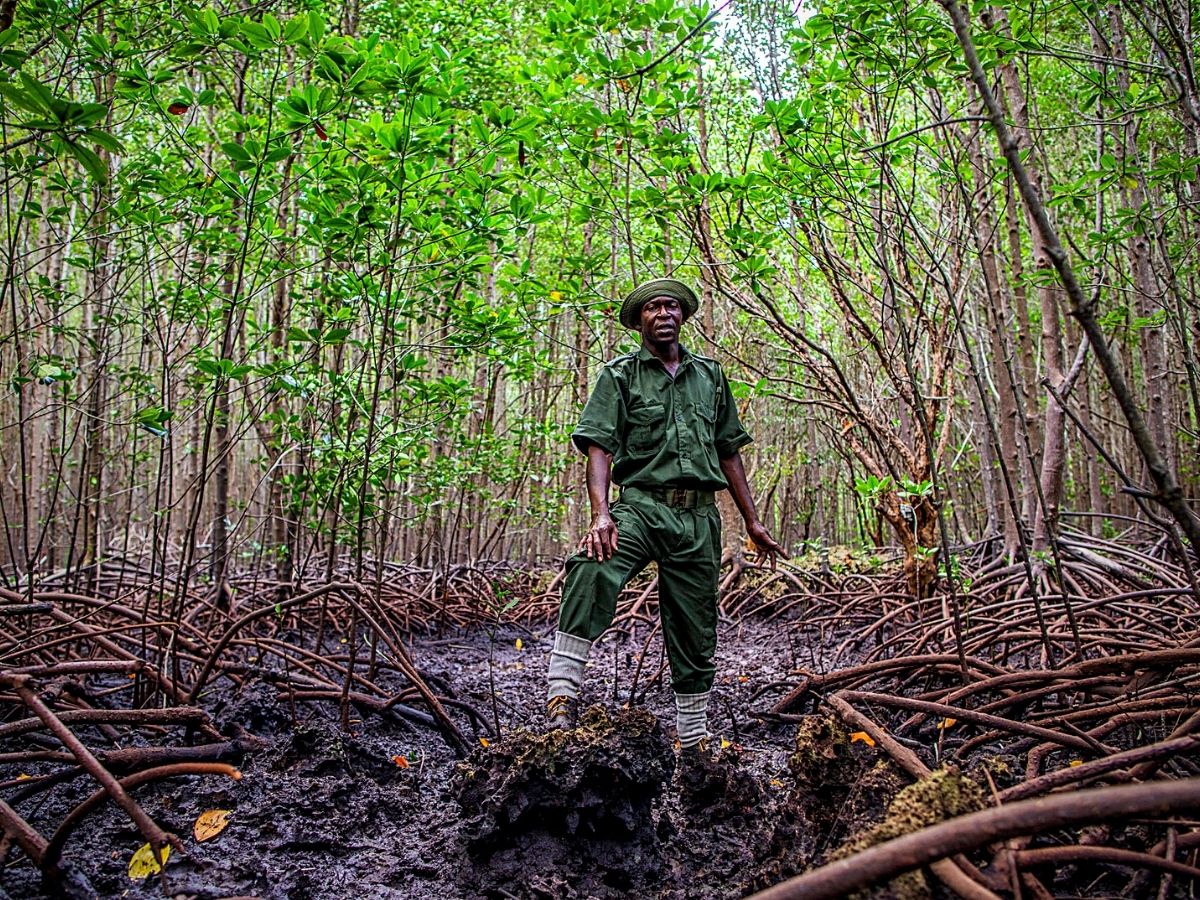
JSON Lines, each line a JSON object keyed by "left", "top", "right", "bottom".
{"left": 546, "top": 278, "right": 786, "bottom": 751}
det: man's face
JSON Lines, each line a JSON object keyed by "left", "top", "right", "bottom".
{"left": 638, "top": 295, "right": 683, "bottom": 345}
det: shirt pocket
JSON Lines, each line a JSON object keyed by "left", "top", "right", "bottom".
{"left": 692, "top": 397, "right": 717, "bottom": 438}
{"left": 626, "top": 402, "right": 665, "bottom": 452}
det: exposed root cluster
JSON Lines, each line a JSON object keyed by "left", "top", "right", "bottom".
{"left": 1, "top": 535, "right": 1198, "bottom": 897}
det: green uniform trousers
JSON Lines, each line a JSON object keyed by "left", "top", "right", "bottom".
{"left": 557, "top": 486, "right": 722, "bottom": 695}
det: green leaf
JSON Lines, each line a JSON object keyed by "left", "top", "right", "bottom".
{"left": 240, "top": 21, "right": 274, "bottom": 50}
{"left": 222, "top": 141, "right": 251, "bottom": 163}
{"left": 87, "top": 130, "right": 124, "bottom": 154}
{"left": 284, "top": 14, "right": 309, "bottom": 42}
{"left": 18, "top": 73, "right": 57, "bottom": 116}
{"left": 63, "top": 141, "right": 107, "bottom": 182}
{"left": 308, "top": 10, "right": 325, "bottom": 43}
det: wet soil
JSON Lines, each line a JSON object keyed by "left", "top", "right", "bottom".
{"left": 3, "top": 617, "right": 910, "bottom": 900}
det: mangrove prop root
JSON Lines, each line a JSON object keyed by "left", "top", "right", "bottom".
{"left": 748, "top": 778, "right": 1200, "bottom": 900}
{"left": 0, "top": 674, "right": 181, "bottom": 866}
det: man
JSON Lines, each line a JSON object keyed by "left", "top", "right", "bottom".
{"left": 546, "top": 277, "right": 786, "bottom": 751}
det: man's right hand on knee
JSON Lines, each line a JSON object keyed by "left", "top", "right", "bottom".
{"left": 581, "top": 512, "right": 618, "bottom": 561}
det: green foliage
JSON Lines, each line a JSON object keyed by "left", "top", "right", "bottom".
{"left": 1, "top": 0, "right": 1195, "bottom": 572}
{"left": 855, "top": 475, "right": 893, "bottom": 501}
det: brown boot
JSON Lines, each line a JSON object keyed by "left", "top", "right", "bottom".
{"left": 546, "top": 694, "right": 578, "bottom": 730}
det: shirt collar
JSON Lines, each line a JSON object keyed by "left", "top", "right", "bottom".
{"left": 636, "top": 344, "right": 693, "bottom": 370}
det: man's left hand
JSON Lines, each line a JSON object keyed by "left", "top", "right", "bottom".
{"left": 746, "top": 521, "right": 788, "bottom": 569}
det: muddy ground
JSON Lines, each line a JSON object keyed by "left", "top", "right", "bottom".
{"left": 5, "top": 615, "right": 950, "bottom": 899}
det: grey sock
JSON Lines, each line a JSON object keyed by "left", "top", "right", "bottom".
{"left": 676, "top": 691, "right": 710, "bottom": 748}
{"left": 547, "top": 631, "right": 592, "bottom": 701}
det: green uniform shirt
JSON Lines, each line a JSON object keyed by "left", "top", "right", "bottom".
{"left": 571, "top": 345, "right": 752, "bottom": 491}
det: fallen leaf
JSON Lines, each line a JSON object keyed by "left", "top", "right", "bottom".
{"left": 850, "top": 731, "right": 876, "bottom": 747}
{"left": 479, "top": 737, "right": 489, "bottom": 748}
{"left": 514, "top": 638, "right": 523, "bottom": 651}
{"left": 128, "top": 843, "right": 170, "bottom": 879}
{"left": 15, "top": 773, "right": 32, "bottom": 781}
{"left": 719, "top": 738, "right": 731, "bottom": 750}
{"left": 193, "top": 809, "right": 231, "bottom": 843}
{"left": 768, "top": 778, "right": 784, "bottom": 788}
{"left": 737, "top": 675, "right": 749, "bottom": 683}
{"left": 167, "top": 102, "right": 189, "bottom": 115}
{"left": 1069, "top": 759, "right": 1083, "bottom": 767}
{"left": 936, "top": 718, "right": 957, "bottom": 730}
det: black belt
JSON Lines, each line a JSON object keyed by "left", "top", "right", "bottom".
{"left": 622, "top": 485, "right": 716, "bottom": 509}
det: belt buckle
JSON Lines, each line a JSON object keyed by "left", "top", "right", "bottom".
{"left": 670, "top": 488, "right": 687, "bottom": 507}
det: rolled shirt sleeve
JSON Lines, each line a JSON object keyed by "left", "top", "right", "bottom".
{"left": 713, "top": 368, "right": 752, "bottom": 459}
{"left": 571, "top": 367, "right": 624, "bottom": 455}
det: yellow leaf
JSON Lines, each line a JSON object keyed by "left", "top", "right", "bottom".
{"left": 515, "top": 638, "right": 523, "bottom": 651}
{"left": 15, "top": 773, "right": 32, "bottom": 781}
{"left": 572, "top": 73, "right": 587, "bottom": 85}
{"left": 1069, "top": 759, "right": 1083, "bottom": 767}
{"left": 768, "top": 778, "right": 784, "bottom": 789}
{"left": 393, "top": 755, "right": 410, "bottom": 769}
{"left": 193, "top": 809, "right": 231, "bottom": 843}
{"left": 549, "top": 290, "right": 563, "bottom": 302}
{"left": 937, "top": 718, "right": 957, "bottom": 730}
{"left": 737, "top": 675, "right": 749, "bottom": 684}
{"left": 719, "top": 738, "right": 731, "bottom": 750}
{"left": 850, "top": 731, "right": 876, "bottom": 747}
{"left": 479, "top": 737, "right": 490, "bottom": 748}
{"left": 128, "top": 843, "right": 170, "bottom": 879}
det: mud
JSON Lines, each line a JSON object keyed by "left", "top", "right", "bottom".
{"left": 453, "top": 706, "right": 673, "bottom": 898}
{"left": 3, "top": 617, "right": 915, "bottom": 900}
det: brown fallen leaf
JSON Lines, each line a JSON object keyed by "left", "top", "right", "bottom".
{"left": 193, "top": 809, "right": 231, "bottom": 843}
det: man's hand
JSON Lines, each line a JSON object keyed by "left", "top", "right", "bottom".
{"left": 746, "top": 520, "right": 787, "bottom": 569}
{"left": 581, "top": 511, "right": 619, "bottom": 561}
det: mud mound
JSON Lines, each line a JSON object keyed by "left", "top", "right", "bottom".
{"left": 829, "top": 767, "right": 987, "bottom": 900}
{"left": 452, "top": 706, "right": 674, "bottom": 898}
{"left": 748, "top": 716, "right": 905, "bottom": 893}
{"left": 661, "top": 742, "right": 772, "bottom": 900}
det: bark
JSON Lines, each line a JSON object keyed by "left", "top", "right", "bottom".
{"left": 942, "top": 0, "right": 1200, "bottom": 559}
{"left": 962, "top": 101, "right": 1023, "bottom": 555}
{"left": 1107, "top": 6, "right": 1177, "bottom": 476}
{"left": 1001, "top": 175, "right": 1041, "bottom": 524}
{"left": 986, "top": 12, "right": 1068, "bottom": 555}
